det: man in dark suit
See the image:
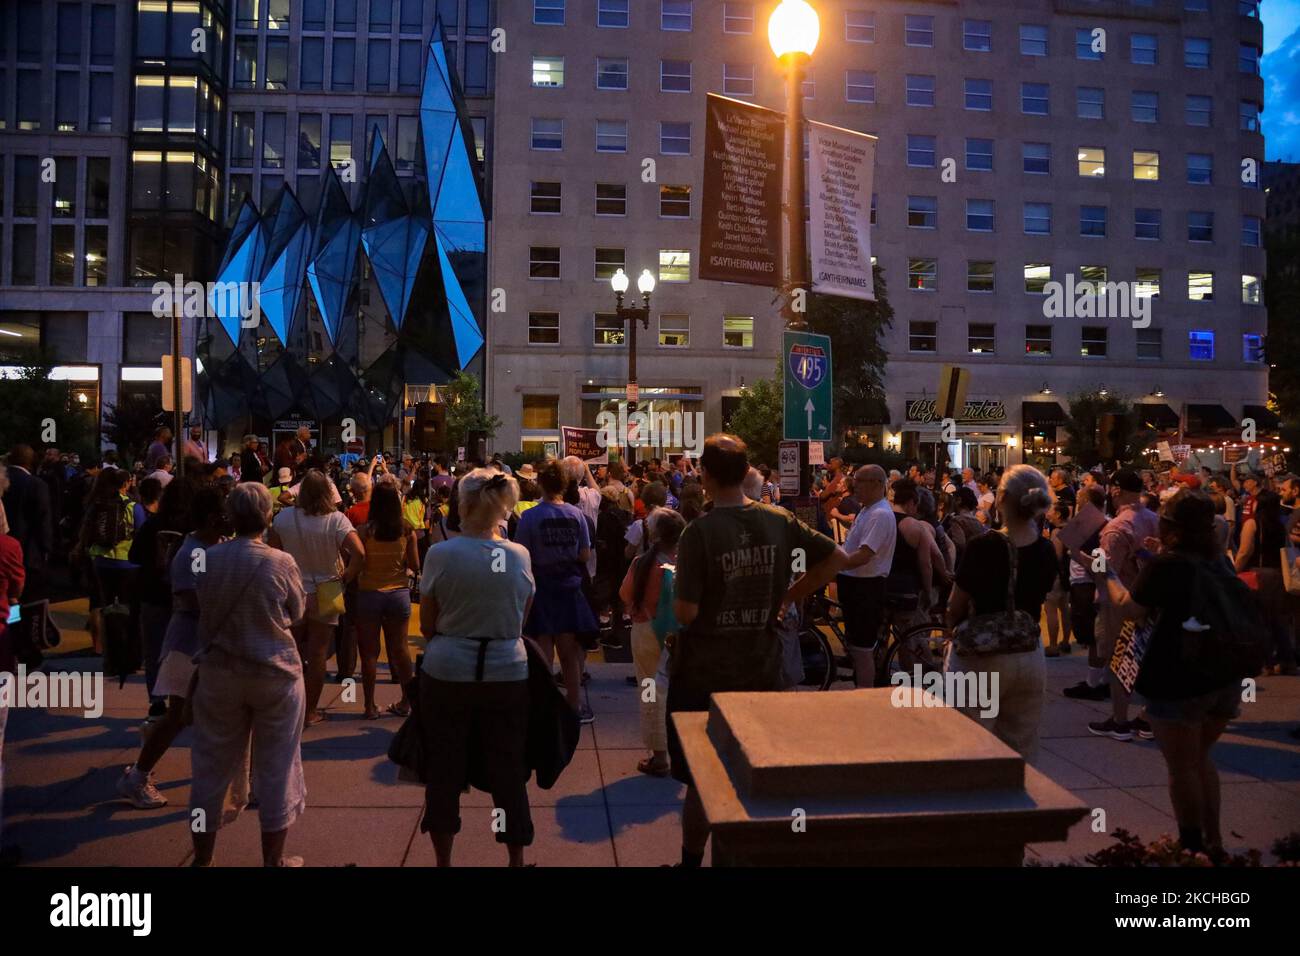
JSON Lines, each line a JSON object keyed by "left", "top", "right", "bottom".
{"left": 3, "top": 445, "right": 53, "bottom": 603}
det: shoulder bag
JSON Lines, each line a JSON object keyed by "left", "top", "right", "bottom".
{"left": 951, "top": 533, "right": 1042, "bottom": 655}
{"left": 295, "top": 508, "right": 346, "bottom": 616}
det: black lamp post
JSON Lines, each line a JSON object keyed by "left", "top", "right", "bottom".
{"left": 610, "top": 267, "right": 656, "bottom": 466}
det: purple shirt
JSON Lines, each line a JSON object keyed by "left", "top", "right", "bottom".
{"left": 514, "top": 500, "right": 590, "bottom": 586}
{"left": 1100, "top": 503, "right": 1160, "bottom": 591}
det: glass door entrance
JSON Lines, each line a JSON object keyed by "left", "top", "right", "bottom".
{"left": 962, "top": 441, "right": 1007, "bottom": 475}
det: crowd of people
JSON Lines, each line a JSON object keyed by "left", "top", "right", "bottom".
{"left": 0, "top": 426, "right": 1294, "bottom": 866}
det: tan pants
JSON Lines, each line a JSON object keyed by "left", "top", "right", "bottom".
{"left": 944, "top": 644, "right": 1046, "bottom": 761}
{"left": 631, "top": 620, "right": 668, "bottom": 752}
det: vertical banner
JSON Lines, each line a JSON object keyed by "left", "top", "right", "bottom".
{"left": 808, "top": 121, "right": 878, "bottom": 302}
{"left": 698, "top": 93, "right": 785, "bottom": 287}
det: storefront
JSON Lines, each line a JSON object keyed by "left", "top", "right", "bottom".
{"left": 1021, "top": 400, "right": 1070, "bottom": 468}
{"left": 901, "top": 397, "right": 1012, "bottom": 474}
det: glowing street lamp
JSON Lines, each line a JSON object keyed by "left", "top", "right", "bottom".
{"left": 610, "top": 268, "right": 655, "bottom": 465}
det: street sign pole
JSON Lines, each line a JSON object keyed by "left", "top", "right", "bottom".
{"left": 171, "top": 302, "right": 184, "bottom": 480}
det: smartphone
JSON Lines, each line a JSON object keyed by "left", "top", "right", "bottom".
{"left": 6, "top": 604, "right": 19, "bottom": 625}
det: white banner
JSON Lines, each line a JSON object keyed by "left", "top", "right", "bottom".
{"left": 808, "top": 121, "right": 877, "bottom": 302}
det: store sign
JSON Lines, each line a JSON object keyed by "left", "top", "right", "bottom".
{"left": 808, "top": 121, "right": 877, "bottom": 302}
{"left": 905, "top": 399, "right": 1007, "bottom": 425}
{"left": 698, "top": 94, "right": 785, "bottom": 287}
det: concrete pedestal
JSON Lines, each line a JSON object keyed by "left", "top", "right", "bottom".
{"left": 673, "top": 689, "right": 1088, "bottom": 866}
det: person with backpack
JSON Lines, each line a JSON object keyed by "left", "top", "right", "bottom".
{"left": 78, "top": 467, "right": 140, "bottom": 680}
{"left": 1092, "top": 489, "right": 1264, "bottom": 861}
{"left": 619, "top": 508, "right": 686, "bottom": 778}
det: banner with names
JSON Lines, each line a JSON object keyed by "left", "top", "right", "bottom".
{"left": 808, "top": 121, "right": 877, "bottom": 302}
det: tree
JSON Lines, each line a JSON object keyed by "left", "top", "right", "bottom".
{"left": 1063, "top": 391, "right": 1155, "bottom": 470}
{"left": 0, "top": 347, "right": 95, "bottom": 459}
{"left": 443, "top": 369, "right": 502, "bottom": 454}
{"left": 727, "top": 370, "right": 783, "bottom": 467}
{"left": 102, "top": 394, "right": 166, "bottom": 469}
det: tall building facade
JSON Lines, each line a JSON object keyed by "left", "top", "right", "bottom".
{"left": 488, "top": 0, "right": 1270, "bottom": 469}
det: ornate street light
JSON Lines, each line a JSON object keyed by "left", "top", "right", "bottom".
{"left": 610, "top": 268, "right": 655, "bottom": 466}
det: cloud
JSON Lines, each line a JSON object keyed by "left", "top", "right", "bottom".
{"left": 1264, "top": 24, "right": 1300, "bottom": 160}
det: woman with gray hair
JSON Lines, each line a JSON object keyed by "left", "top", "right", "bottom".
{"left": 190, "top": 482, "right": 308, "bottom": 866}
{"left": 945, "top": 465, "right": 1057, "bottom": 760}
{"left": 418, "top": 468, "right": 536, "bottom": 865}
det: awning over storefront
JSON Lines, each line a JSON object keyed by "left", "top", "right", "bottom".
{"left": 1243, "top": 404, "right": 1281, "bottom": 431}
{"left": 1186, "top": 404, "right": 1237, "bottom": 432}
{"left": 1136, "top": 403, "right": 1180, "bottom": 430}
{"left": 1022, "top": 401, "right": 1068, "bottom": 428}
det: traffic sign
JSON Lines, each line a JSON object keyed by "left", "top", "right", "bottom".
{"left": 783, "top": 330, "right": 833, "bottom": 442}
{"left": 778, "top": 441, "right": 800, "bottom": 495}
{"left": 161, "top": 355, "right": 192, "bottom": 413}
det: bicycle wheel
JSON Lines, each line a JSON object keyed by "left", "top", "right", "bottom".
{"left": 880, "top": 623, "right": 951, "bottom": 687}
{"left": 796, "top": 625, "right": 835, "bottom": 691}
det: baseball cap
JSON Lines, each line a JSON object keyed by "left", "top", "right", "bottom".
{"left": 1113, "top": 469, "right": 1144, "bottom": 494}
{"left": 276, "top": 467, "right": 293, "bottom": 484}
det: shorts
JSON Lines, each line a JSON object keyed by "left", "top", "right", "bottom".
{"left": 1139, "top": 684, "right": 1241, "bottom": 724}
{"left": 153, "top": 649, "right": 198, "bottom": 699}
{"left": 303, "top": 590, "right": 342, "bottom": 626}
{"left": 835, "top": 574, "right": 887, "bottom": 649}
{"left": 356, "top": 587, "right": 412, "bottom": 622}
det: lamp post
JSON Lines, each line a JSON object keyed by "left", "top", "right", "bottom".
{"left": 769, "top": 0, "right": 820, "bottom": 331}
{"left": 610, "top": 267, "right": 655, "bottom": 466}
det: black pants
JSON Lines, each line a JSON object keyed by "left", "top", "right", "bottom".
{"left": 836, "top": 574, "right": 887, "bottom": 649}
{"left": 418, "top": 673, "right": 534, "bottom": 846}
{"left": 1069, "top": 583, "right": 1097, "bottom": 646}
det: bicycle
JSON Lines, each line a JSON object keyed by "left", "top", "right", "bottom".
{"left": 793, "top": 587, "right": 950, "bottom": 691}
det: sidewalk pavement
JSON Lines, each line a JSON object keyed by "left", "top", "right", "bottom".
{"left": 4, "top": 645, "right": 1298, "bottom": 867}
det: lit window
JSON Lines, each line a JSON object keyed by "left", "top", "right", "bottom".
{"left": 909, "top": 258, "right": 938, "bottom": 291}
{"left": 723, "top": 315, "right": 754, "bottom": 348}
{"left": 659, "top": 249, "right": 690, "bottom": 282}
{"left": 659, "top": 314, "right": 689, "bottom": 347}
{"left": 532, "top": 56, "right": 565, "bottom": 88}
{"left": 1242, "top": 334, "right": 1264, "bottom": 364}
{"left": 1188, "top": 272, "right": 1214, "bottom": 301}
{"left": 1025, "top": 263, "right": 1052, "bottom": 294}
{"left": 1078, "top": 147, "right": 1105, "bottom": 177}
{"left": 594, "top": 313, "right": 625, "bottom": 346}
{"left": 907, "top": 196, "right": 938, "bottom": 229}
{"left": 660, "top": 185, "right": 690, "bottom": 218}
{"left": 967, "top": 261, "right": 995, "bottom": 293}
{"left": 968, "top": 323, "right": 996, "bottom": 354}
{"left": 1133, "top": 151, "right": 1160, "bottom": 181}
{"left": 1189, "top": 331, "right": 1215, "bottom": 361}
{"left": 1242, "top": 275, "right": 1261, "bottom": 305}
{"left": 1135, "top": 269, "right": 1161, "bottom": 298}
{"left": 1025, "top": 325, "right": 1052, "bottom": 356}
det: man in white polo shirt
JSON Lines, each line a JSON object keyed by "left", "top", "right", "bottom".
{"left": 836, "top": 464, "right": 898, "bottom": 688}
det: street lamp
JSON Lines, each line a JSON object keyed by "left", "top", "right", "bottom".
{"left": 610, "top": 267, "right": 655, "bottom": 466}
{"left": 769, "top": 0, "right": 819, "bottom": 331}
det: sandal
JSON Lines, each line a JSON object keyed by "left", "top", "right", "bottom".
{"left": 386, "top": 702, "right": 411, "bottom": 718}
{"left": 363, "top": 708, "right": 380, "bottom": 720}
{"left": 304, "top": 711, "right": 327, "bottom": 727}
{"left": 637, "top": 757, "right": 671, "bottom": 778}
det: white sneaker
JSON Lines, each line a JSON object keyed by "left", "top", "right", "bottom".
{"left": 275, "top": 855, "right": 305, "bottom": 867}
{"left": 117, "top": 766, "right": 168, "bottom": 809}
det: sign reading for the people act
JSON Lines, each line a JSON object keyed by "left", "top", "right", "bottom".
{"left": 808, "top": 121, "right": 877, "bottom": 302}
{"left": 698, "top": 94, "right": 784, "bottom": 287}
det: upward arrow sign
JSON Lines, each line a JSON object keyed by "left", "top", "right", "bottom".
{"left": 805, "top": 398, "right": 816, "bottom": 432}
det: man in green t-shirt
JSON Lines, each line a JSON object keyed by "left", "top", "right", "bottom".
{"left": 668, "top": 434, "right": 846, "bottom": 867}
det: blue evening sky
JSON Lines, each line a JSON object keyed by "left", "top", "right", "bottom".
{"left": 1264, "top": 0, "right": 1300, "bottom": 160}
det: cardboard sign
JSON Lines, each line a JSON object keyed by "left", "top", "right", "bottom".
{"left": 808, "top": 441, "right": 825, "bottom": 466}
{"left": 561, "top": 426, "right": 608, "bottom": 465}
{"left": 1156, "top": 441, "right": 1174, "bottom": 463}
{"left": 1109, "top": 616, "right": 1155, "bottom": 695}
{"left": 1057, "top": 501, "right": 1109, "bottom": 555}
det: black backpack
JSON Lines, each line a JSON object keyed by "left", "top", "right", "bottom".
{"left": 89, "top": 501, "right": 127, "bottom": 550}
{"left": 1181, "top": 557, "right": 1269, "bottom": 683}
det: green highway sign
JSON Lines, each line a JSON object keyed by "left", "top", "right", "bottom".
{"left": 783, "top": 330, "right": 833, "bottom": 442}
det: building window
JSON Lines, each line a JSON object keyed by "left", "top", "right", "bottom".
{"left": 1133, "top": 150, "right": 1159, "bottom": 181}
{"left": 301, "top": 37, "right": 325, "bottom": 89}
{"left": 966, "top": 138, "right": 993, "bottom": 171}
{"left": 906, "top": 135, "right": 936, "bottom": 168}
{"left": 1186, "top": 153, "right": 1213, "bottom": 185}
{"left": 661, "top": 59, "right": 691, "bottom": 93}
{"left": 1022, "top": 83, "right": 1049, "bottom": 115}
{"left": 530, "top": 246, "right": 561, "bottom": 279}
{"left": 968, "top": 323, "right": 996, "bottom": 354}
{"left": 659, "top": 250, "right": 690, "bottom": 282}
{"left": 598, "top": 0, "right": 629, "bottom": 28}
{"left": 662, "top": 0, "right": 692, "bottom": 32}
{"left": 86, "top": 158, "right": 111, "bottom": 218}
{"left": 723, "top": 3, "right": 753, "bottom": 34}
{"left": 659, "top": 314, "right": 689, "bottom": 347}
{"left": 909, "top": 322, "right": 937, "bottom": 353}
{"left": 1024, "top": 203, "right": 1051, "bottom": 235}
{"left": 965, "top": 78, "right": 992, "bottom": 111}
{"left": 905, "top": 15, "right": 934, "bottom": 47}
{"left": 1242, "top": 216, "right": 1261, "bottom": 247}
{"left": 1186, "top": 95, "right": 1212, "bottom": 127}
{"left": 1080, "top": 205, "right": 1107, "bottom": 237}
{"left": 964, "top": 20, "right": 992, "bottom": 52}
{"left": 660, "top": 185, "right": 690, "bottom": 218}
{"left": 1081, "top": 327, "right": 1108, "bottom": 358}
{"left": 594, "top": 313, "right": 625, "bottom": 346}
{"left": 535, "top": 0, "right": 565, "bottom": 26}
{"left": 723, "top": 315, "right": 754, "bottom": 348}
{"left": 1137, "top": 328, "right": 1163, "bottom": 360}
{"left": 1020, "top": 24, "right": 1048, "bottom": 56}
{"left": 530, "top": 181, "right": 562, "bottom": 214}
{"left": 1077, "top": 87, "right": 1104, "bottom": 120}
{"left": 1078, "top": 147, "right": 1105, "bottom": 177}
{"left": 1188, "top": 272, "right": 1214, "bottom": 301}
{"left": 1135, "top": 208, "right": 1162, "bottom": 240}
{"left": 1132, "top": 33, "right": 1158, "bottom": 65}
{"left": 907, "top": 196, "right": 937, "bottom": 229}
{"left": 1239, "top": 43, "right": 1260, "bottom": 75}
{"left": 1240, "top": 100, "right": 1261, "bottom": 132}
{"left": 967, "top": 261, "right": 995, "bottom": 293}
{"left": 909, "top": 258, "right": 938, "bottom": 291}
{"left": 846, "top": 10, "right": 875, "bottom": 43}
{"left": 1135, "top": 269, "right": 1161, "bottom": 298}
{"left": 595, "top": 247, "right": 625, "bottom": 280}
{"left": 1022, "top": 143, "right": 1050, "bottom": 175}
{"left": 1076, "top": 28, "right": 1103, "bottom": 61}
{"left": 1025, "top": 263, "right": 1051, "bottom": 294}
{"left": 332, "top": 37, "right": 356, "bottom": 90}
{"left": 596, "top": 183, "right": 626, "bottom": 215}
{"left": 1242, "top": 333, "right": 1264, "bottom": 363}
{"left": 906, "top": 75, "right": 935, "bottom": 108}
{"left": 1185, "top": 37, "right": 1211, "bottom": 69}
{"left": 1025, "top": 325, "right": 1052, "bottom": 356}
{"left": 596, "top": 119, "right": 628, "bottom": 153}
{"left": 531, "top": 118, "right": 563, "bottom": 150}
{"left": 724, "top": 63, "right": 756, "bottom": 97}
{"left": 966, "top": 199, "right": 995, "bottom": 232}
{"left": 263, "top": 113, "right": 287, "bottom": 169}
{"left": 847, "top": 70, "right": 876, "bottom": 104}
{"left": 1189, "top": 331, "right": 1215, "bottom": 361}
{"left": 533, "top": 56, "right": 565, "bottom": 88}
{"left": 1077, "top": 265, "right": 1108, "bottom": 296}
{"left": 1131, "top": 91, "right": 1158, "bottom": 123}
{"left": 597, "top": 57, "right": 629, "bottom": 91}
{"left": 660, "top": 122, "right": 691, "bottom": 155}
{"left": 1188, "top": 211, "right": 1214, "bottom": 242}
{"left": 329, "top": 114, "right": 353, "bottom": 167}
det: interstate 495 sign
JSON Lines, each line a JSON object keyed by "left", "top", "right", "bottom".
{"left": 783, "top": 330, "right": 833, "bottom": 442}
